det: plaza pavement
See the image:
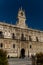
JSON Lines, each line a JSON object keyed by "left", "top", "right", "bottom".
{"left": 8, "top": 57, "right": 32, "bottom": 65}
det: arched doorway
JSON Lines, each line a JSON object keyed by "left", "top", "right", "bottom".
{"left": 20, "top": 48, "right": 25, "bottom": 58}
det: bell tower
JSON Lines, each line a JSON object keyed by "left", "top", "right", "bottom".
{"left": 16, "top": 7, "right": 28, "bottom": 28}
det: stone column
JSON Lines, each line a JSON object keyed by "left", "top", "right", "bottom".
{"left": 25, "top": 48, "right": 28, "bottom": 57}
{"left": 17, "top": 48, "right": 20, "bottom": 58}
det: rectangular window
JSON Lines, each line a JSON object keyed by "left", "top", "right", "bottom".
{"left": 29, "top": 36, "right": 32, "bottom": 41}
{"left": 12, "top": 33, "right": 15, "bottom": 39}
{"left": 36, "top": 37, "right": 39, "bottom": 42}
{"left": 13, "top": 44, "right": 15, "bottom": 48}
{"left": 0, "top": 43, "right": 3, "bottom": 48}
{"left": 0, "top": 31, "right": 4, "bottom": 38}
{"left": 30, "top": 45, "right": 32, "bottom": 48}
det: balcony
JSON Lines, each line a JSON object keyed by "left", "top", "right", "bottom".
{"left": 21, "top": 33, "right": 27, "bottom": 41}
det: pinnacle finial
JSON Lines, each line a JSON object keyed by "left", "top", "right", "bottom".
{"left": 19, "top": 6, "right": 22, "bottom": 11}
{"left": 18, "top": 6, "right": 23, "bottom": 11}
{"left": 19, "top": 8, "right": 20, "bottom": 11}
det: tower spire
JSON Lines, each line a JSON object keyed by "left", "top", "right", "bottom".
{"left": 16, "top": 7, "right": 28, "bottom": 28}
{"left": 19, "top": 6, "right": 22, "bottom": 11}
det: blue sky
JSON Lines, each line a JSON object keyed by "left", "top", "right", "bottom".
{"left": 0, "top": 0, "right": 43, "bottom": 30}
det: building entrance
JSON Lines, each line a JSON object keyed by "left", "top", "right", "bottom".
{"left": 20, "top": 48, "right": 25, "bottom": 58}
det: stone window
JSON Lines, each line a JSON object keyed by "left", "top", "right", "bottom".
{"left": 21, "top": 33, "right": 26, "bottom": 41}
{"left": 0, "top": 43, "right": 3, "bottom": 48}
{"left": 36, "top": 37, "right": 39, "bottom": 42}
{"left": 21, "top": 33, "right": 24, "bottom": 40}
{"left": 13, "top": 44, "right": 15, "bottom": 48}
{"left": 29, "top": 36, "right": 32, "bottom": 41}
{"left": 12, "top": 33, "right": 15, "bottom": 39}
{"left": 30, "top": 45, "right": 32, "bottom": 48}
{"left": 0, "top": 31, "right": 4, "bottom": 38}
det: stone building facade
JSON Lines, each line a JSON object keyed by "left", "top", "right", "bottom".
{"left": 0, "top": 8, "right": 43, "bottom": 57}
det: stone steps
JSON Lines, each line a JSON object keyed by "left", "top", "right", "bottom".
{"left": 8, "top": 58, "right": 32, "bottom": 65}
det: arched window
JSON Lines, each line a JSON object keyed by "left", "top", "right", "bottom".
{"left": 21, "top": 12, "right": 23, "bottom": 16}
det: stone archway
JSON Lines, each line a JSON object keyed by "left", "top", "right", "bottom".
{"left": 20, "top": 48, "right": 25, "bottom": 58}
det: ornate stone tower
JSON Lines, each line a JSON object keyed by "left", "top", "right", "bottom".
{"left": 16, "top": 7, "right": 28, "bottom": 28}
